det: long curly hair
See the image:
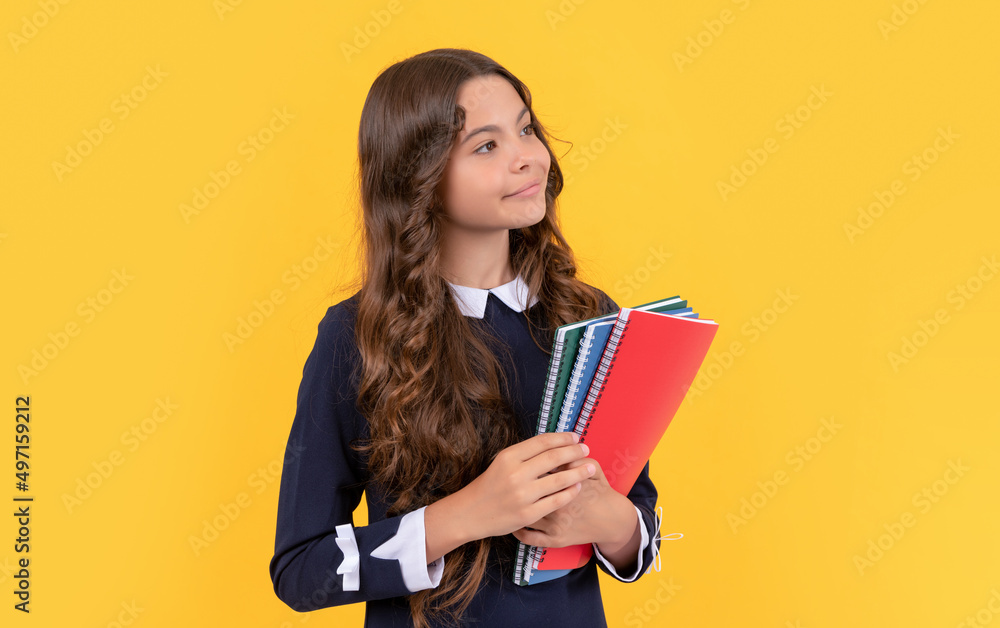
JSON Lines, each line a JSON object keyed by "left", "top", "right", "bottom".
{"left": 351, "top": 48, "right": 611, "bottom": 627}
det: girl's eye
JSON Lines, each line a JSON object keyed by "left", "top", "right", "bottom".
{"left": 474, "top": 140, "right": 496, "bottom": 154}
{"left": 474, "top": 124, "right": 537, "bottom": 154}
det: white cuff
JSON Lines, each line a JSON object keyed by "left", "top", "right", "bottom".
{"left": 592, "top": 505, "right": 649, "bottom": 582}
{"left": 370, "top": 506, "right": 445, "bottom": 592}
{"left": 334, "top": 523, "right": 360, "bottom": 591}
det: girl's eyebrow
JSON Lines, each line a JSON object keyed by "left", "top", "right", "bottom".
{"left": 460, "top": 106, "right": 530, "bottom": 146}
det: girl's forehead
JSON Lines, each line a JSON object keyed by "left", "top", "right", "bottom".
{"left": 457, "top": 75, "right": 522, "bottom": 115}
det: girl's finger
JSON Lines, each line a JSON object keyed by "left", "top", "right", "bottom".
{"left": 513, "top": 527, "right": 549, "bottom": 548}
{"left": 562, "top": 457, "right": 603, "bottom": 478}
{"left": 508, "top": 431, "right": 579, "bottom": 462}
{"left": 524, "top": 441, "right": 590, "bottom": 479}
{"left": 524, "top": 481, "right": 583, "bottom": 522}
{"left": 528, "top": 463, "right": 592, "bottom": 503}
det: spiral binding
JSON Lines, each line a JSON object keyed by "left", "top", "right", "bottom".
{"left": 562, "top": 379, "right": 580, "bottom": 406}
{"left": 577, "top": 317, "right": 632, "bottom": 438}
{"left": 536, "top": 341, "right": 568, "bottom": 434}
{"left": 556, "top": 335, "right": 594, "bottom": 430}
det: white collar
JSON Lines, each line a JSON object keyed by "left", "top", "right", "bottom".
{"left": 445, "top": 274, "right": 539, "bottom": 319}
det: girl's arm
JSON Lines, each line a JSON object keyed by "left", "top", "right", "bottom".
{"left": 423, "top": 431, "right": 596, "bottom": 563}
{"left": 268, "top": 303, "right": 595, "bottom": 610}
{"left": 269, "top": 304, "right": 445, "bottom": 610}
{"left": 510, "top": 457, "right": 661, "bottom": 583}
{"left": 592, "top": 493, "right": 643, "bottom": 573}
{"left": 592, "top": 461, "right": 660, "bottom": 582}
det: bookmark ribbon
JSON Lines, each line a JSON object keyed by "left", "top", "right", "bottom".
{"left": 647, "top": 506, "right": 684, "bottom": 574}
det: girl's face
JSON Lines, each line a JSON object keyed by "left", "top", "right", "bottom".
{"left": 438, "top": 74, "right": 551, "bottom": 234}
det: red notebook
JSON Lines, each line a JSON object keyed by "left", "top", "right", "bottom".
{"left": 531, "top": 308, "right": 719, "bottom": 572}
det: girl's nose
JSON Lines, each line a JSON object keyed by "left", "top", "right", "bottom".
{"left": 510, "top": 145, "right": 535, "bottom": 170}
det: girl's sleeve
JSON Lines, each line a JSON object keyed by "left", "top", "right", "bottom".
{"left": 589, "top": 288, "right": 663, "bottom": 582}
{"left": 269, "top": 304, "right": 444, "bottom": 611}
{"left": 592, "top": 461, "right": 661, "bottom": 582}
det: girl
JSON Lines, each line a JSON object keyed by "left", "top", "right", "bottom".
{"left": 269, "top": 48, "right": 661, "bottom": 627}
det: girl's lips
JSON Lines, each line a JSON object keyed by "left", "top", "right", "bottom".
{"left": 505, "top": 182, "right": 541, "bottom": 198}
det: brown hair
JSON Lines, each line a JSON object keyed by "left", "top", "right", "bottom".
{"left": 350, "top": 48, "right": 610, "bottom": 626}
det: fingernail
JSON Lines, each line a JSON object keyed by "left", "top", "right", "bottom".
{"left": 581, "top": 443, "right": 590, "bottom": 456}
{"left": 586, "top": 464, "right": 595, "bottom": 474}
{"left": 572, "top": 433, "right": 580, "bottom": 443}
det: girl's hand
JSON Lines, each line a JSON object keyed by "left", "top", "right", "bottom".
{"left": 424, "top": 431, "right": 596, "bottom": 562}
{"left": 510, "top": 457, "right": 638, "bottom": 551}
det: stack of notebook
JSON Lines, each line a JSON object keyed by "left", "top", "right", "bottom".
{"left": 513, "top": 295, "right": 719, "bottom": 586}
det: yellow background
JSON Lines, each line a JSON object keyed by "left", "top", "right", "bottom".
{"left": 2, "top": 0, "right": 998, "bottom": 626}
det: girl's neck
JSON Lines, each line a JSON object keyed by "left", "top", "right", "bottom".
{"left": 439, "top": 227, "right": 515, "bottom": 290}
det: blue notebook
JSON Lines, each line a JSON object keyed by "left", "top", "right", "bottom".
{"left": 554, "top": 320, "right": 616, "bottom": 433}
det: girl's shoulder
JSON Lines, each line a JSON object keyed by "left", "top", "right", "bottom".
{"left": 593, "top": 285, "right": 619, "bottom": 314}
{"left": 313, "top": 291, "right": 362, "bottom": 355}
{"left": 575, "top": 281, "right": 618, "bottom": 315}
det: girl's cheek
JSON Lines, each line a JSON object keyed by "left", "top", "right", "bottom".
{"left": 534, "top": 144, "right": 551, "bottom": 170}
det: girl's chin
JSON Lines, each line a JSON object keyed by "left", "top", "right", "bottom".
{"left": 513, "top": 208, "right": 547, "bottom": 230}
{"left": 522, "top": 199, "right": 547, "bottom": 221}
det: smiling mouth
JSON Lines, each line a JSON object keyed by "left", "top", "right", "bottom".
{"left": 505, "top": 182, "right": 542, "bottom": 198}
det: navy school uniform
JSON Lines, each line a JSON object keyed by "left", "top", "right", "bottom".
{"left": 268, "top": 275, "right": 663, "bottom": 627}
